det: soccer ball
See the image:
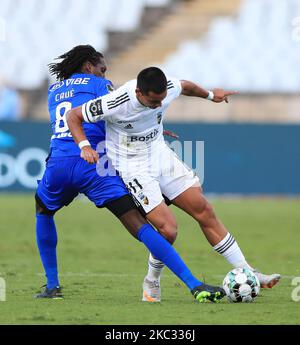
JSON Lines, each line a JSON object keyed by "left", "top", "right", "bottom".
{"left": 222, "top": 268, "right": 260, "bottom": 303}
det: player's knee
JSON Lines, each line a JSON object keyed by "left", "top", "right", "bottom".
{"left": 157, "top": 220, "right": 178, "bottom": 244}
{"left": 194, "top": 200, "right": 216, "bottom": 223}
{"left": 164, "top": 229, "right": 177, "bottom": 244}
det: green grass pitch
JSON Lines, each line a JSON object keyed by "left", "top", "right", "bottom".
{"left": 0, "top": 194, "right": 299, "bottom": 325}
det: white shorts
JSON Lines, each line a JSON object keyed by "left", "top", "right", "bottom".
{"left": 121, "top": 144, "right": 200, "bottom": 214}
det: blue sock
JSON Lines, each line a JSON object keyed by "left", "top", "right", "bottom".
{"left": 137, "top": 224, "right": 202, "bottom": 290}
{"left": 36, "top": 214, "right": 59, "bottom": 289}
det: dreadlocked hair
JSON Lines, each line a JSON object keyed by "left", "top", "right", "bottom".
{"left": 48, "top": 45, "right": 104, "bottom": 81}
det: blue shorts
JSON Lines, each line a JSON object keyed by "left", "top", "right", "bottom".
{"left": 36, "top": 156, "right": 129, "bottom": 211}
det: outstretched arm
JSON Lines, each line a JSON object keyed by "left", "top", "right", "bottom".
{"left": 180, "top": 80, "right": 238, "bottom": 103}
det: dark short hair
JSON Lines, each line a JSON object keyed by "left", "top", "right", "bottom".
{"left": 48, "top": 45, "right": 104, "bottom": 81}
{"left": 137, "top": 67, "right": 167, "bottom": 95}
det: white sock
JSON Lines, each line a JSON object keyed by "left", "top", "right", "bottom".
{"left": 146, "top": 253, "right": 165, "bottom": 281}
{"left": 213, "top": 233, "right": 253, "bottom": 270}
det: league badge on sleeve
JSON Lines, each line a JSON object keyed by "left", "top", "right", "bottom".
{"left": 89, "top": 99, "right": 103, "bottom": 117}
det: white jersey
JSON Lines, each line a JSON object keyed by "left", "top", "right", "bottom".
{"left": 82, "top": 77, "right": 200, "bottom": 212}
{"left": 82, "top": 77, "right": 182, "bottom": 172}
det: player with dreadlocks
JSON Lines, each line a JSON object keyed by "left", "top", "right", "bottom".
{"left": 34, "top": 45, "right": 226, "bottom": 302}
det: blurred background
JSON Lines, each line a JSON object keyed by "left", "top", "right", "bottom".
{"left": 0, "top": 0, "right": 300, "bottom": 194}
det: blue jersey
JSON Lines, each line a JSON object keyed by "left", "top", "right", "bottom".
{"left": 37, "top": 73, "right": 129, "bottom": 210}
{"left": 48, "top": 73, "right": 113, "bottom": 157}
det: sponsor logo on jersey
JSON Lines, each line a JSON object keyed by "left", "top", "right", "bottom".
{"left": 49, "top": 78, "right": 90, "bottom": 93}
{"left": 51, "top": 132, "right": 73, "bottom": 140}
{"left": 129, "top": 129, "right": 159, "bottom": 142}
{"left": 89, "top": 99, "right": 103, "bottom": 117}
{"left": 49, "top": 81, "right": 64, "bottom": 92}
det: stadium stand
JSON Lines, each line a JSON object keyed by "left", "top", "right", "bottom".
{"left": 0, "top": 0, "right": 299, "bottom": 122}
{"left": 163, "top": 0, "right": 300, "bottom": 93}
{"left": 0, "top": 0, "right": 172, "bottom": 90}
{"left": 160, "top": 0, "right": 300, "bottom": 122}
{"left": 108, "top": 0, "right": 241, "bottom": 84}
{"left": 0, "top": 0, "right": 174, "bottom": 118}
